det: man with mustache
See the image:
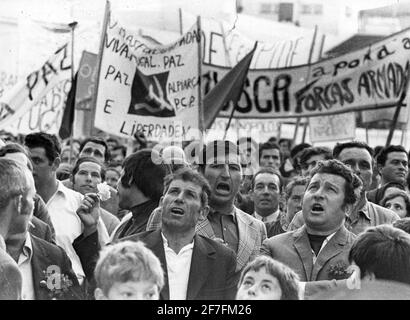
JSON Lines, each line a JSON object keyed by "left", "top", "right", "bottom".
{"left": 261, "top": 160, "right": 360, "bottom": 299}
{"left": 367, "top": 145, "right": 409, "bottom": 204}
{"left": 288, "top": 141, "right": 399, "bottom": 235}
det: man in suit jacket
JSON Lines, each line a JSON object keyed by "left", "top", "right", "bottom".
{"left": 0, "top": 159, "right": 81, "bottom": 300}
{"left": 125, "top": 167, "right": 238, "bottom": 299}
{"left": 261, "top": 159, "right": 360, "bottom": 298}
{"left": 0, "top": 235, "right": 22, "bottom": 300}
{"left": 146, "top": 140, "right": 267, "bottom": 273}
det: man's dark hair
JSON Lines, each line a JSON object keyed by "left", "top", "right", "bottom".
{"left": 374, "top": 181, "right": 406, "bottom": 205}
{"left": 24, "top": 132, "right": 61, "bottom": 163}
{"left": 121, "top": 149, "right": 167, "bottom": 202}
{"left": 393, "top": 217, "right": 410, "bottom": 234}
{"left": 163, "top": 167, "right": 211, "bottom": 207}
{"left": 259, "top": 141, "right": 281, "bottom": 161}
{"left": 299, "top": 146, "right": 333, "bottom": 166}
{"left": 79, "top": 137, "right": 110, "bottom": 163}
{"left": 310, "top": 159, "right": 362, "bottom": 207}
{"left": 198, "top": 140, "right": 240, "bottom": 173}
{"left": 333, "top": 141, "right": 374, "bottom": 159}
{"left": 72, "top": 156, "right": 106, "bottom": 181}
{"left": 251, "top": 167, "right": 283, "bottom": 192}
{"left": 290, "top": 143, "right": 311, "bottom": 160}
{"left": 349, "top": 225, "right": 410, "bottom": 285}
{"left": 376, "top": 145, "right": 408, "bottom": 166}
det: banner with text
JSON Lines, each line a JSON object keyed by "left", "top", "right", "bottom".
{"left": 309, "top": 113, "right": 356, "bottom": 143}
{"left": 94, "top": 16, "right": 201, "bottom": 141}
{"left": 0, "top": 43, "right": 71, "bottom": 131}
{"left": 202, "top": 28, "right": 410, "bottom": 119}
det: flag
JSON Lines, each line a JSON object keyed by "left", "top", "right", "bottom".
{"left": 203, "top": 42, "right": 257, "bottom": 129}
{"left": 59, "top": 72, "right": 78, "bottom": 139}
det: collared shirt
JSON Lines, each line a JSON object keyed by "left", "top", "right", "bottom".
{"left": 17, "top": 233, "right": 35, "bottom": 300}
{"left": 254, "top": 209, "right": 280, "bottom": 224}
{"left": 345, "top": 199, "right": 400, "bottom": 235}
{"left": 45, "top": 181, "right": 109, "bottom": 283}
{"left": 162, "top": 233, "right": 194, "bottom": 300}
{"left": 207, "top": 208, "right": 239, "bottom": 253}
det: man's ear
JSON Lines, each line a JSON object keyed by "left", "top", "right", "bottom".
{"left": 12, "top": 195, "right": 22, "bottom": 214}
{"left": 200, "top": 205, "right": 210, "bottom": 220}
{"left": 344, "top": 203, "right": 354, "bottom": 217}
{"left": 159, "top": 196, "right": 164, "bottom": 208}
{"left": 52, "top": 157, "right": 61, "bottom": 171}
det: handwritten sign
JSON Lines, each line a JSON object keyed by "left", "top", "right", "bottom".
{"left": 94, "top": 16, "right": 200, "bottom": 141}
{"left": 0, "top": 43, "right": 71, "bottom": 129}
{"left": 309, "top": 113, "right": 356, "bottom": 143}
{"left": 203, "top": 28, "right": 410, "bottom": 119}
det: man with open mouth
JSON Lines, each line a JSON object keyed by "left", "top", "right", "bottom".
{"left": 261, "top": 159, "right": 360, "bottom": 299}
{"left": 288, "top": 141, "right": 400, "bottom": 235}
{"left": 146, "top": 140, "right": 267, "bottom": 274}
{"left": 118, "top": 167, "right": 238, "bottom": 300}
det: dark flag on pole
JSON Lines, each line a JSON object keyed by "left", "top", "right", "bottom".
{"left": 59, "top": 71, "right": 78, "bottom": 140}
{"left": 203, "top": 42, "right": 257, "bottom": 129}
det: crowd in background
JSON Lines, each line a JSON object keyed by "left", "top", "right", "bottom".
{"left": 2, "top": 127, "right": 410, "bottom": 300}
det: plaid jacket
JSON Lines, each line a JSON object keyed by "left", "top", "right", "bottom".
{"left": 146, "top": 206, "right": 267, "bottom": 272}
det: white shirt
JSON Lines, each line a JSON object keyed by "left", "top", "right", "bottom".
{"left": 45, "top": 181, "right": 109, "bottom": 283}
{"left": 17, "top": 233, "right": 35, "bottom": 300}
{"left": 162, "top": 233, "right": 194, "bottom": 300}
{"left": 254, "top": 209, "right": 280, "bottom": 224}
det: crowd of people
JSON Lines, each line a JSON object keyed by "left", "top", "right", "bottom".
{"left": 1, "top": 129, "right": 410, "bottom": 300}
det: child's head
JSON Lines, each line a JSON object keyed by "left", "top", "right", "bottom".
{"left": 94, "top": 241, "right": 164, "bottom": 300}
{"left": 236, "top": 256, "right": 300, "bottom": 300}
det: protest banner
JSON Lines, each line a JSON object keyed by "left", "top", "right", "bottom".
{"left": 94, "top": 14, "right": 201, "bottom": 141}
{"left": 0, "top": 19, "right": 19, "bottom": 100}
{"left": 208, "top": 117, "right": 280, "bottom": 143}
{"left": 309, "top": 112, "right": 356, "bottom": 143}
{"left": 0, "top": 43, "right": 72, "bottom": 132}
{"left": 180, "top": 10, "right": 324, "bottom": 68}
{"left": 202, "top": 27, "right": 410, "bottom": 119}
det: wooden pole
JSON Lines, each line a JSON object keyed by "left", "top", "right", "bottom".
{"left": 386, "top": 102, "right": 404, "bottom": 146}
{"left": 178, "top": 8, "right": 183, "bottom": 36}
{"left": 301, "top": 25, "right": 318, "bottom": 143}
{"left": 68, "top": 21, "right": 77, "bottom": 164}
{"left": 90, "top": 0, "right": 110, "bottom": 137}
{"left": 197, "top": 16, "right": 204, "bottom": 136}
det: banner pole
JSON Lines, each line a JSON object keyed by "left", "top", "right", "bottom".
{"left": 179, "top": 8, "right": 183, "bottom": 35}
{"left": 68, "top": 21, "right": 77, "bottom": 164}
{"left": 300, "top": 25, "right": 318, "bottom": 144}
{"left": 197, "top": 16, "right": 205, "bottom": 142}
{"left": 90, "top": 0, "right": 110, "bottom": 137}
{"left": 386, "top": 101, "right": 404, "bottom": 146}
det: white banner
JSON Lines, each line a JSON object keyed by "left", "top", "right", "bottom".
{"left": 94, "top": 16, "right": 201, "bottom": 141}
{"left": 309, "top": 113, "right": 356, "bottom": 143}
{"left": 203, "top": 28, "right": 410, "bottom": 119}
{"left": 0, "top": 43, "right": 72, "bottom": 130}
